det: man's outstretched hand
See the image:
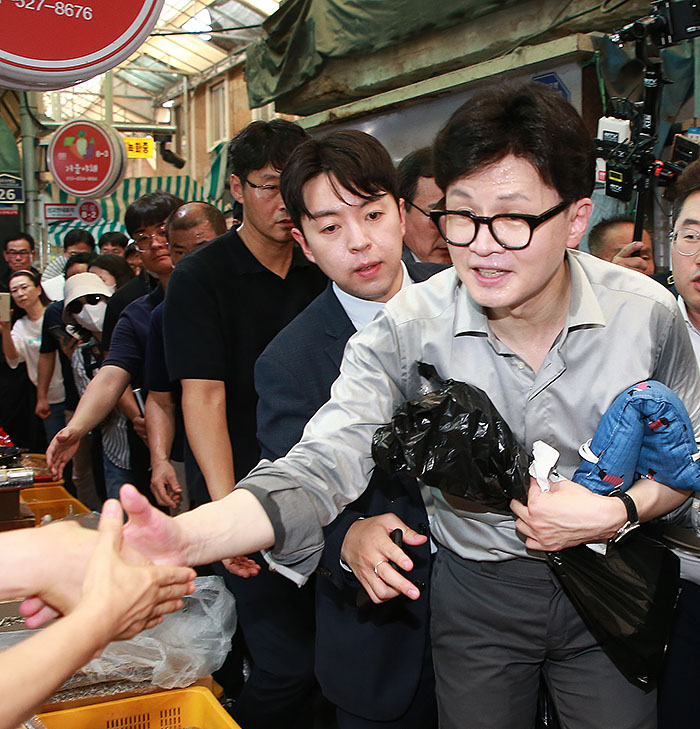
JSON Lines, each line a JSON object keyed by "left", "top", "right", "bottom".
{"left": 121, "top": 484, "right": 190, "bottom": 566}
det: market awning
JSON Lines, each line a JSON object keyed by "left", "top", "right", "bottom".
{"left": 45, "top": 174, "right": 218, "bottom": 247}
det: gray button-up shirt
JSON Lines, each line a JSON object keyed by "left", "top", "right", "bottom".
{"left": 243, "top": 250, "right": 700, "bottom": 579}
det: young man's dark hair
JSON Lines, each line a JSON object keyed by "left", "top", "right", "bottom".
{"left": 3, "top": 232, "right": 36, "bottom": 252}
{"left": 397, "top": 147, "right": 435, "bottom": 208}
{"left": 124, "top": 191, "right": 185, "bottom": 237}
{"left": 227, "top": 119, "right": 309, "bottom": 181}
{"left": 671, "top": 159, "right": 700, "bottom": 222}
{"left": 63, "top": 251, "right": 95, "bottom": 276}
{"left": 98, "top": 231, "right": 129, "bottom": 251}
{"left": 164, "top": 201, "right": 227, "bottom": 239}
{"left": 63, "top": 228, "right": 95, "bottom": 250}
{"left": 434, "top": 81, "right": 596, "bottom": 201}
{"left": 280, "top": 129, "right": 399, "bottom": 230}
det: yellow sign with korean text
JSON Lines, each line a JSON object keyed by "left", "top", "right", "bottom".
{"left": 124, "top": 137, "right": 155, "bottom": 159}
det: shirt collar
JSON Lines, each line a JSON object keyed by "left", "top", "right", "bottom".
{"left": 452, "top": 249, "right": 606, "bottom": 338}
{"left": 333, "top": 262, "right": 411, "bottom": 331}
{"left": 233, "top": 229, "right": 315, "bottom": 275}
{"left": 678, "top": 295, "right": 700, "bottom": 333}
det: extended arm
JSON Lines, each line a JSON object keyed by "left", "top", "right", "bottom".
{"left": 122, "top": 483, "right": 274, "bottom": 566}
{"left": 181, "top": 379, "right": 235, "bottom": 500}
{"left": 145, "top": 390, "right": 182, "bottom": 508}
{"left": 3, "top": 501, "right": 195, "bottom": 729}
{"left": 35, "top": 351, "right": 56, "bottom": 419}
{"left": 46, "top": 365, "right": 131, "bottom": 478}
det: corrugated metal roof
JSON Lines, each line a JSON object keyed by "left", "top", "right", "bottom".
{"left": 42, "top": 0, "right": 280, "bottom": 125}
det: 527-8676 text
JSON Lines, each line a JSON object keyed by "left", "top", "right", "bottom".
{"left": 9, "top": 0, "right": 93, "bottom": 20}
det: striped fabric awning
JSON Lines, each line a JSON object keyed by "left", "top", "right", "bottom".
{"left": 45, "top": 174, "right": 222, "bottom": 248}
{"left": 204, "top": 141, "right": 229, "bottom": 204}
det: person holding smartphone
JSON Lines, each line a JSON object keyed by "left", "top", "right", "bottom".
{"left": 0, "top": 270, "right": 65, "bottom": 442}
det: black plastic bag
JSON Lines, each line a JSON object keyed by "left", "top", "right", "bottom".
{"left": 549, "top": 535, "right": 679, "bottom": 691}
{"left": 535, "top": 677, "right": 560, "bottom": 729}
{"left": 372, "top": 363, "right": 680, "bottom": 691}
{"left": 372, "top": 362, "right": 530, "bottom": 511}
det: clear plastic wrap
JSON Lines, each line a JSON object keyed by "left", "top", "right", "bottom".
{"left": 0, "top": 576, "right": 236, "bottom": 691}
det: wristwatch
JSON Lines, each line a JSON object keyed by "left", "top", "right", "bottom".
{"left": 609, "top": 488, "right": 640, "bottom": 543}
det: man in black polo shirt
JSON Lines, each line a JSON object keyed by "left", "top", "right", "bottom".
{"left": 162, "top": 120, "right": 327, "bottom": 729}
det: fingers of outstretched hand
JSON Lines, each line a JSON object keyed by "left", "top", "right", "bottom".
{"left": 222, "top": 556, "right": 260, "bottom": 578}
{"left": 20, "top": 600, "right": 60, "bottom": 628}
{"left": 121, "top": 483, "right": 188, "bottom": 567}
{"left": 46, "top": 428, "right": 80, "bottom": 478}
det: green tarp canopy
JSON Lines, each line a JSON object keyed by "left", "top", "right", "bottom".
{"left": 245, "top": 0, "right": 520, "bottom": 108}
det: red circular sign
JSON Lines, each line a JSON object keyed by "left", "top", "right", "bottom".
{"left": 48, "top": 120, "right": 126, "bottom": 198}
{"left": 0, "top": 0, "right": 163, "bottom": 90}
{"left": 77, "top": 199, "right": 101, "bottom": 223}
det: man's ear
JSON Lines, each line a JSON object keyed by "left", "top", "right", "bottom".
{"left": 230, "top": 174, "right": 244, "bottom": 204}
{"left": 292, "top": 226, "right": 315, "bottom": 264}
{"left": 398, "top": 197, "right": 407, "bottom": 239}
{"left": 566, "top": 198, "right": 594, "bottom": 249}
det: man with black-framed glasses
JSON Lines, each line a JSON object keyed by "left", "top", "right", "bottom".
{"left": 117, "top": 83, "right": 700, "bottom": 729}
{"left": 397, "top": 148, "right": 450, "bottom": 264}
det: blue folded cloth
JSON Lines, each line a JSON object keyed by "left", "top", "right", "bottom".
{"left": 572, "top": 381, "right": 700, "bottom": 494}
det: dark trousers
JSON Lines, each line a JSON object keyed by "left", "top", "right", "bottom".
{"left": 658, "top": 578, "right": 700, "bottom": 729}
{"left": 336, "top": 637, "right": 437, "bottom": 729}
{"left": 215, "top": 556, "right": 320, "bottom": 729}
{"left": 430, "top": 548, "right": 656, "bottom": 729}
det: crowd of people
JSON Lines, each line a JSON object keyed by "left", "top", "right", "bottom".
{"left": 3, "top": 81, "right": 700, "bottom": 729}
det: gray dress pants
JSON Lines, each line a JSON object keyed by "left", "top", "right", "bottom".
{"left": 430, "top": 548, "right": 657, "bottom": 729}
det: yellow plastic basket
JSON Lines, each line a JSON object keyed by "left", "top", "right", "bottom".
{"left": 37, "top": 687, "right": 241, "bottom": 729}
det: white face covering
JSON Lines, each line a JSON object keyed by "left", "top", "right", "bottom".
{"left": 73, "top": 300, "right": 107, "bottom": 333}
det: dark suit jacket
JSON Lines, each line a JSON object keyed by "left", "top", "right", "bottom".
{"left": 255, "top": 260, "right": 442, "bottom": 721}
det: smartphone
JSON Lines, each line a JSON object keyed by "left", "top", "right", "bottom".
{"left": 132, "top": 387, "right": 146, "bottom": 417}
{"left": 0, "top": 292, "right": 9, "bottom": 322}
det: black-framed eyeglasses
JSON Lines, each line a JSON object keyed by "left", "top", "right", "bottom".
{"left": 429, "top": 200, "right": 571, "bottom": 250}
{"left": 409, "top": 202, "right": 431, "bottom": 218}
{"left": 243, "top": 178, "right": 281, "bottom": 199}
{"left": 66, "top": 294, "right": 104, "bottom": 315}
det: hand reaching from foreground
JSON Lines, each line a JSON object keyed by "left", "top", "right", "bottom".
{"left": 1, "top": 500, "right": 196, "bottom": 729}
{"left": 82, "top": 499, "right": 196, "bottom": 640}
